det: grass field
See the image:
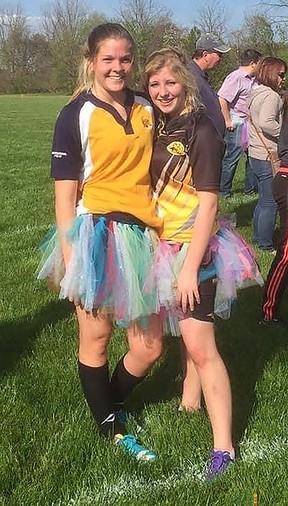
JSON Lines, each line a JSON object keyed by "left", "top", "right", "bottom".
{"left": 0, "top": 94, "right": 288, "bottom": 506}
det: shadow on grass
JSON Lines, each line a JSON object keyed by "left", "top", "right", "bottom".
{"left": 131, "top": 283, "right": 287, "bottom": 448}
{"left": 219, "top": 284, "right": 288, "bottom": 446}
{"left": 230, "top": 199, "right": 256, "bottom": 228}
{"left": 0, "top": 299, "right": 73, "bottom": 376}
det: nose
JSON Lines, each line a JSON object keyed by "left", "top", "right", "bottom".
{"left": 158, "top": 84, "right": 169, "bottom": 97}
{"left": 113, "top": 59, "right": 123, "bottom": 72}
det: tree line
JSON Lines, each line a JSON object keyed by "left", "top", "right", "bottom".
{"left": 1, "top": 0, "right": 288, "bottom": 94}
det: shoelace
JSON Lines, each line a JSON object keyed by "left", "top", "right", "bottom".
{"left": 210, "top": 451, "right": 231, "bottom": 472}
{"left": 122, "top": 435, "right": 145, "bottom": 454}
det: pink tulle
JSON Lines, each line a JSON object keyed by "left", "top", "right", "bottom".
{"left": 149, "top": 218, "right": 263, "bottom": 335}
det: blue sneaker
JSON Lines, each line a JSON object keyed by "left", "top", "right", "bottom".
{"left": 114, "top": 434, "right": 157, "bottom": 462}
{"left": 206, "top": 450, "right": 234, "bottom": 480}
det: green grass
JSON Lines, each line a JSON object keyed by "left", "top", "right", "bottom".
{"left": 0, "top": 95, "right": 288, "bottom": 506}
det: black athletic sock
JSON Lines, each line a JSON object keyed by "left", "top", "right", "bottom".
{"left": 110, "top": 355, "right": 146, "bottom": 409}
{"left": 78, "top": 361, "right": 124, "bottom": 436}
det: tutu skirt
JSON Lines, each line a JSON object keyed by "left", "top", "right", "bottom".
{"left": 146, "top": 217, "right": 264, "bottom": 335}
{"left": 36, "top": 214, "right": 159, "bottom": 327}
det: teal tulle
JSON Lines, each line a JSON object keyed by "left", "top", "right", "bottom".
{"left": 36, "top": 214, "right": 159, "bottom": 327}
{"left": 36, "top": 225, "right": 64, "bottom": 287}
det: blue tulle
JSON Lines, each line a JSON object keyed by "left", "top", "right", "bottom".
{"left": 36, "top": 214, "right": 159, "bottom": 326}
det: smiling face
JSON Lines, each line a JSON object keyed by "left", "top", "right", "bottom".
{"left": 148, "top": 66, "right": 186, "bottom": 118}
{"left": 91, "top": 38, "right": 133, "bottom": 99}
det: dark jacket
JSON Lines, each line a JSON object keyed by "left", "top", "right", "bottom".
{"left": 190, "top": 60, "right": 225, "bottom": 137}
{"left": 278, "top": 115, "right": 288, "bottom": 167}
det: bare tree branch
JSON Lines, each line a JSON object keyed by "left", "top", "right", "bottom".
{"left": 194, "top": 0, "right": 228, "bottom": 39}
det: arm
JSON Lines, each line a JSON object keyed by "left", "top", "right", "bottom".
{"left": 258, "top": 94, "right": 282, "bottom": 139}
{"left": 219, "top": 97, "right": 234, "bottom": 130}
{"left": 175, "top": 115, "right": 223, "bottom": 313}
{"left": 218, "top": 72, "right": 239, "bottom": 131}
{"left": 176, "top": 191, "right": 218, "bottom": 313}
{"left": 55, "top": 179, "right": 78, "bottom": 267}
{"left": 51, "top": 103, "right": 83, "bottom": 267}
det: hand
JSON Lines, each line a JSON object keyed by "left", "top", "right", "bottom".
{"left": 176, "top": 267, "right": 200, "bottom": 314}
{"left": 226, "top": 121, "right": 236, "bottom": 132}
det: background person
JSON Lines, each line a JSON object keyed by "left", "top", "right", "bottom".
{"left": 37, "top": 23, "right": 164, "bottom": 462}
{"left": 190, "top": 33, "right": 230, "bottom": 136}
{"left": 261, "top": 92, "right": 288, "bottom": 325}
{"left": 218, "top": 48, "right": 262, "bottom": 198}
{"left": 247, "top": 57, "right": 287, "bottom": 252}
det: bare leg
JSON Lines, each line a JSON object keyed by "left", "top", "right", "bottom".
{"left": 77, "top": 307, "right": 112, "bottom": 366}
{"left": 125, "top": 314, "right": 163, "bottom": 377}
{"left": 110, "top": 314, "right": 163, "bottom": 408}
{"left": 180, "top": 341, "right": 202, "bottom": 411}
{"left": 76, "top": 307, "right": 116, "bottom": 435}
{"left": 179, "top": 317, "right": 233, "bottom": 451}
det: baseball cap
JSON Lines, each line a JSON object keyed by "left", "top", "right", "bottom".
{"left": 196, "top": 33, "right": 230, "bottom": 53}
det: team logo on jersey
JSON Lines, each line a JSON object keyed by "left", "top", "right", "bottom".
{"left": 52, "top": 151, "right": 68, "bottom": 158}
{"left": 167, "top": 141, "right": 185, "bottom": 155}
{"left": 141, "top": 117, "right": 153, "bottom": 128}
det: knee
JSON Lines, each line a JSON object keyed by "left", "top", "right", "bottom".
{"left": 186, "top": 345, "right": 215, "bottom": 369}
{"left": 80, "top": 328, "right": 111, "bottom": 357}
{"left": 142, "top": 338, "right": 163, "bottom": 366}
{"left": 189, "top": 349, "right": 208, "bottom": 369}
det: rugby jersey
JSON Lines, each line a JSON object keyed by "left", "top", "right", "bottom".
{"left": 51, "top": 89, "right": 162, "bottom": 230}
{"left": 150, "top": 112, "right": 225, "bottom": 242}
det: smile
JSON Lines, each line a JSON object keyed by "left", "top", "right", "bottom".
{"left": 108, "top": 75, "right": 125, "bottom": 80}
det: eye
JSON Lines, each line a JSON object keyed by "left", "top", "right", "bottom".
{"left": 149, "top": 82, "right": 159, "bottom": 88}
{"left": 122, "top": 57, "right": 132, "bottom": 63}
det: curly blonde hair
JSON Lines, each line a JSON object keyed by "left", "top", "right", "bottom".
{"left": 143, "top": 48, "right": 202, "bottom": 119}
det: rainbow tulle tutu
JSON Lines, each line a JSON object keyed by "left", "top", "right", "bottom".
{"left": 145, "top": 216, "right": 263, "bottom": 335}
{"left": 36, "top": 214, "right": 159, "bottom": 326}
{"left": 37, "top": 214, "right": 263, "bottom": 335}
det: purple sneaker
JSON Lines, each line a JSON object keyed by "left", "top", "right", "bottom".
{"left": 206, "top": 450, "right": 234, "bottom": 480}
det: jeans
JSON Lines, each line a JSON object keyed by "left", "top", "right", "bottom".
{"left": 249, "top": 156, "right": 277, "bottom": 250}
{"left": 220, "top": 129, "right": 257, "bottom": 197}
{"left": 262, "top": 171, "right": 288, "bottom": 319}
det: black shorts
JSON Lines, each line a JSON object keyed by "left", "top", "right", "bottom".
{"left": 179, "top": 277, "right": 217, "bottom": 323}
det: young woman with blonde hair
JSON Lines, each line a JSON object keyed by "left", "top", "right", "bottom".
{"left": 37, "top": 23, "right": 164, "bottom": 461}
{"left": 144, "top": 48, "right": 262, "bottom": 478}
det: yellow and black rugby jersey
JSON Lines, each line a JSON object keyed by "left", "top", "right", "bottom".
{"left": 51, "top": 90, "right": 162, "bottom": 230}
{"left": 150, "top": 112, "right": 225, "bottom": 243}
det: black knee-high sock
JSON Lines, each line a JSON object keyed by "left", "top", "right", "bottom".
{"left": 110, "top": 355, "right": 146, "bottom": 409}
{"left": 78, "top": 361, "right": 118, "bottom": 436}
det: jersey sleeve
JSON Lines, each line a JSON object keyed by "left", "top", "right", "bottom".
{"left": 51, "top": 102, "right": 83, "bottom": 180}
{"left": 189, "top": 115, "right": 225, "bottom": 191}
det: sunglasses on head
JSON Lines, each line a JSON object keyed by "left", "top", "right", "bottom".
{"left": 278, "top": 71, "right": 286, "bottom": 79}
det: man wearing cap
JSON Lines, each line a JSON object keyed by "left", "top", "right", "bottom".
{"left": 218, "top": 49, "right": 262, "bottom": 198}
{"left": 191, "top": 33, "right": 230, "bottom": 136}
